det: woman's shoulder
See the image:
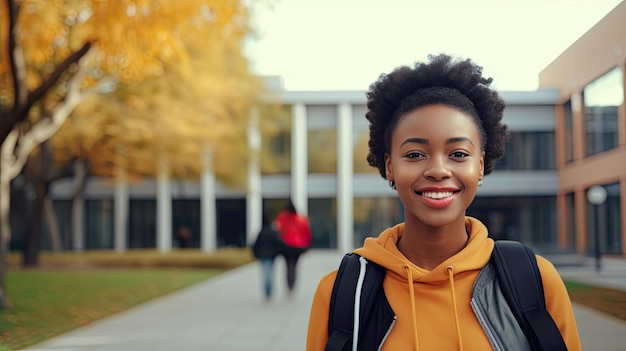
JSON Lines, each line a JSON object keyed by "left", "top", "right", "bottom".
{"left": 535, "top": 254, "right": 569, "bottom": 294}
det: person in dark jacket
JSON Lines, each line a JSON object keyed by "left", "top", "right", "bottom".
{"left": 252, "top": 212, "right": 283, "bottom": 301}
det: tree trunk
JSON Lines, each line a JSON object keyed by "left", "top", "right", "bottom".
{"left": 22, "top": 183, "right": 47, "bottom": 267}
{"left": 0, "top": 176, "right": 12, "bottom": 309}
{"left": 44, "top": 196, "right": 62, "bottom": 253}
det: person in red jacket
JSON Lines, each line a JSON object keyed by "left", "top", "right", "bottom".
{"left": 275, "top": 200, "right": 311, "bottom": 297}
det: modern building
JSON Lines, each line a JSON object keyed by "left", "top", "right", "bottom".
{"left": 35, "top": 2, "right": 624, "bottom": 258}
{"left": 539, "top": 1, "right": 625, "bottom": 258}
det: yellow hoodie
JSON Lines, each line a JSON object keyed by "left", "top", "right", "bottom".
{"left": 306, "top": 217, "right": 582, "bottom": 351}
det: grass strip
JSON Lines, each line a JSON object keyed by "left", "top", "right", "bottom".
{"left": 564, "top": 281, "right": 626, "bottom": 322}
{"left": 6, "top": 247, "right": 254, "bottom": 269}
{"left": 0, "top": 268, "right": 222, "bottom": 350}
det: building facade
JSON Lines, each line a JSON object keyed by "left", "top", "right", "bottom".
{"left": 539, "top": 1, "right": 625, "bottom": 257}
{"left": 34, "top": 3, "right": 625, "bottom": 258}
{"left": 40, "top": 88, "right": 566, "bottom": 255}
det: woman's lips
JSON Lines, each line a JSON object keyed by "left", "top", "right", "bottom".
{"left": 417, "top": 191, "right": 458, "bottom": 208}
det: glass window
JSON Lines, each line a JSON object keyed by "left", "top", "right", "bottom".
{"left": 563, "top": 100, "right": 574, "bottom": 163}
{"left": 494, "top": 131, "right": 556, "bottom": 170}
{"left": 583, "top": 67, "right": 623, "bottom": 156}
{"left": 468, "top": 196, "right": 558, "bottom": 252}
{"left": 307, "top": 105, "right": 338, "bottom": 173}
{"left": 605, "top": 182, "right": 622, "bottom": 255}
{"left": 129, "top": 200, "right": 156, "bottom": 248}
{"left": 173, "top": 199, "right": 201, "bottom": 248}
{"left": 85, "top": 200, "right": 114, "bottom": 249}
{"left": 353, "top": 105, "right": 377, "bottom": 173}
{"left": 353, "top": 130, "right": 377, "bottom": 173}
{"left": 353, "top": 198, "right": 404, "bottom": 248}
{"left": 308, "top": 198, "right": 337, "bottom": 248}
{"left": 585, "top": 183, "right": 622, "bottom": 256}
{"left": 261, "top": 104, "right": 291, "bottom": 174}
{"left": 216, "top": 199, "right": 246, "bottom": 248}
{"left": 308, "top": 129, "right": 337, "bottom": 173}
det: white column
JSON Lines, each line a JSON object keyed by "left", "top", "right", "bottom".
{"left": 114, "top": 169, "right": 129, "bottom": 253}
{"left": 156, "top": 158, "right": 172, "bottom": 253}
{"left": 337, "top": 102, "right": 354, "bottom": 253}
{"left": 201, "top": 145, "right": 217, "bottom": 252}
{"left": 247, "top": 106, "right": 262, "bottom": 245}
{"left": 292, "top": 103, "right": 308, "bottom": 214}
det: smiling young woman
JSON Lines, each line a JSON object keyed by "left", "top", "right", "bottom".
{"left": 306, "top": 54, "right": 582, "bottom": 351}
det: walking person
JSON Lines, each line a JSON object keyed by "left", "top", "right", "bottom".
{"left": 306, "top": 54, "right": 581, "bottom": 350}
{"left": 275, "top": 200, "right": 312, "bottom": 298}
{"left": 251, "top": 212, "right": 283, "bottom": 302}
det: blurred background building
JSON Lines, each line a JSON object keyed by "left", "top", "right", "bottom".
{"left": 43, "top": 2, "right": 624, "bottom": 258}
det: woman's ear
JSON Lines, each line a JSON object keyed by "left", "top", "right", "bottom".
{"left": 384, "top": 153, "right": 393, "bottom": 181}
{"left": 479, "top": 151, "right": 485, "bottom": 179}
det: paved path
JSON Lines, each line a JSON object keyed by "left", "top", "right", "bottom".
{"left": 22, "top": 250, "right": 626, "bottom": 351}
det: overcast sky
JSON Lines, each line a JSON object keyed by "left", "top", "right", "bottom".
{"left": 245, "top": 0, "right": 623, "bottom": 91}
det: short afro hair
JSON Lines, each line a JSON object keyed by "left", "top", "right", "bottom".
{"left": 365, "top": 53, "right": 509, "bottom": 178}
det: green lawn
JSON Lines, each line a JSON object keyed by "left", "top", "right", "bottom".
{"left": 0, "top": 248, "right": 255, "bottom": 350}
{"left": 0, "top": 268, "right": 222, "bottom": 350}
{"left": 564, "top": 281, "right": 626, "bottom": 322}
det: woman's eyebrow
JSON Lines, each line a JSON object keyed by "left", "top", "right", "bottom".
{"left": 447, "top": 137, "right": 474, "bottom": 146}
{"left": 400, "top": 137, "right": 474, "bottom": 147}
{"left": 401, "top": 137, "right": 428, "bottom": 146}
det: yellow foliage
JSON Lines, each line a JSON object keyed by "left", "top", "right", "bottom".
{"left": 1, "top": 0, "right": 254, "bottom": 101}
{"left": 0, "top": 0, "right": 277, "bottom": 188}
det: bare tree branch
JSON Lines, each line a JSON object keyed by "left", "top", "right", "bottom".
{"left": 8, "top": 49, "right": 98, "bottom": 180}
{"left": 0, "top": 31, "right": 91, "bottom": 144}
{"left": 7, "top": 0, "right": 24, "bottom": 108}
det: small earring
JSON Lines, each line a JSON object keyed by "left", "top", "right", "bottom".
{"left": 478, "top": 179, "right": 483, "bottom": 187}
{"left": 388, "top": 179, "right": 396, "bottom": 190}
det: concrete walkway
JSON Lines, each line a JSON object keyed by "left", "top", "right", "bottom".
{"left": 22, "top": 250, "right": 626, "bottom": 351}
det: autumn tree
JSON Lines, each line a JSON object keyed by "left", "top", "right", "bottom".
{"left": 0, "top": 0, "right": 264, "bottom": 308}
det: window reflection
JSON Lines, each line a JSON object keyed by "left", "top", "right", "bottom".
{"left": 468, "top": 196, "right": 559, "bottom": 251}
{"left": 261, "top": 104, "right": 291, "bottom": 174}
{"left": 353, "top": 130, "right": 376, "bottom": 173}
{"left": 494, "top": 131, "right": 556, "bottom": 170}
{"left": 308, "top": 198, "right": 337, "bottom": 248}
{"left": 308, "top": 129, "right": 337, "bottom": 173}
{"left": 583, "top": 67, "right": 623, "bottom": 156}
{"left": 353, "top": 198, "right": 403, "bottom": 248}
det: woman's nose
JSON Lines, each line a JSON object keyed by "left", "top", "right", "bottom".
{"left": 423, "top": 155, "right": 451, "bottom": 181}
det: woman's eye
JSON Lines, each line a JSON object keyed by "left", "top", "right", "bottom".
{"left": 450, "top": 151, "right": 469, "bottom": 158}
{"left": 405, "top": 152, "right": 424, "bottom": 159}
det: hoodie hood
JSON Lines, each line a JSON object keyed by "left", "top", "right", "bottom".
{"left": 354, "top": 216, "right": 494, "bottom": 284}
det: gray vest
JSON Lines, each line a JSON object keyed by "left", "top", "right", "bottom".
{"left": 471, "top": 262, "right": 532, "bottom": 351}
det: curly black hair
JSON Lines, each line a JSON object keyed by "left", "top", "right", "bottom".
{"left": 366, "top": 53, "right": 509, "bottom": 178}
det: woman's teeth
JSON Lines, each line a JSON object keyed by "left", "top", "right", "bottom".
{"left": 421, "top": 191, "right": 454, "bottom": 199}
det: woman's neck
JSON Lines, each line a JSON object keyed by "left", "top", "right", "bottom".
{"left": 397, "top": 219, "right": 469, "bottom": 270}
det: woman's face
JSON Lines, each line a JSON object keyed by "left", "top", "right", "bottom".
{"left": 385, "top": 104, "right": 484, "bottom": 229}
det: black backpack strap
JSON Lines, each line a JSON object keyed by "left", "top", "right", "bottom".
{"left": 326, "top": 253, "right": 359, "bottom": 351}
{"left": 326, "top": 253, "right": 387, "bottom": 351}
{"left": 491, "top": 240, "right": 567, "bottom": 351}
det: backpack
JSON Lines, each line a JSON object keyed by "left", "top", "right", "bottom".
{"left": 326, "top": 240, "right": 567, "bottom": 351}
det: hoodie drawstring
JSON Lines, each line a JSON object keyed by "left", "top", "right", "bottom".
{"left": 446, "top": 266, "right": 464, "bottom": 351}
{"left": 403, "top": 265, "right": 420, "bottom": 351}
